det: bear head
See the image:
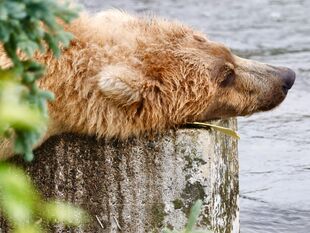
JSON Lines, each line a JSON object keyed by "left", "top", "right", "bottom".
{"left": 98, "top": 16, "right": 295, "bottom": 134}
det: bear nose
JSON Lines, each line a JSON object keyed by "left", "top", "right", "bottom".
{"left": 277, "top": 67, "right": 296, "bottom": 93}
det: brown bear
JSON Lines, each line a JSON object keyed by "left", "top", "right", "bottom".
{"left": 0, "top": 10, "right": 295, "bottom": 159}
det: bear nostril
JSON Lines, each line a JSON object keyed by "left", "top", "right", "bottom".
{"left": 278, "top": 67, "right": 296, "bottom": 92}
{"left": 282, "top": 85, "right": 289, "bottom": 94}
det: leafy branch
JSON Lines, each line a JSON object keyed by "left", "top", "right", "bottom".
{"left": 0, "top": 2, "right": 88, "bottom": 233}
{"left": 0, "top": 0, "right": 78, "bottom": 161}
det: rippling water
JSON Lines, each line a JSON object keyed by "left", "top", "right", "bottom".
{"left": 79, "top": 1, "right": 310, "bottom": 232}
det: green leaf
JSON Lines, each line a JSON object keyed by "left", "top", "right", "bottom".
{"left": 163, "top": 200, "right": 213, "bottom": 233}
{"left": 18, "top": 40, "right": 39, "bottom": 57}
{"left": 55, "top": 31, "right": 74, "bottom": 47}
{"left": 0, "top": 164, "right": 39, "bottom": 225}
{"left": 190, "top": 122, "right": 240, "bottom": 139}
{"left": 38, "top": 90, "right": 55, "bottom": 101}
{"left": 42, "top": 202, "right": 89, "bottom": 226}
{"left": 0, "top": 95, "right": 46, "bottom": 131}
{"left": 15, "top": 224, "right": 42, "bottom": 233}
{"left": 0, "top": 23, "right": 10, "bottom": 42}
{"left": 5, "top": 2, "right": 26, "bottom": 19}
{"left": 44, "top": 33, "right": 60, "bottom": 57}
{"left": 23, "top": 73, "right": 36, "bottom": 84}
{"left": 0, "top": 6, "right": 8, "bottom": 21}
{"left": 24, "top": 148, "right": 34, "bottom": 162}
{"left": 185, "top": 200, "right": 203, "bottom": 232}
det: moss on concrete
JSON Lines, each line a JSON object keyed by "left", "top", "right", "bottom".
{"left": 150, "top": 203, "right": 167, "bottom": 229}
{"left": 172, "top": 199, "right": 184, "bottom": 210}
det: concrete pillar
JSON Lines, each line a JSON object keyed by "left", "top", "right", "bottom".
{"left": 0, "top": 119, "right": 239, "bottom": 233}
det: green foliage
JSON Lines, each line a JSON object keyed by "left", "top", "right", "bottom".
{"left": 0, "top": 163, "right": 88, "bottom": 233}
{"left": 0, "top": 0, "right": 78, "bottom": 161}
{"left": 163, "top": 200, "right": 213, "bottom": 233}
{"left": 0, "top": 1, "right": 88, "bottom": 233}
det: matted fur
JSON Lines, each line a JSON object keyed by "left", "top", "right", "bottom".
{"left": 0, "top": 10, "right": 294, "bottom": 159}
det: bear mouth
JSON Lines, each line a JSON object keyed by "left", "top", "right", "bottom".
{"left": 258, "top": 90, "right": 287, "bottom": 112}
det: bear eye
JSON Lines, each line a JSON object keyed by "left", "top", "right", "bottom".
{"left": 220, "top": 69, "right": 235, "bottom": 87}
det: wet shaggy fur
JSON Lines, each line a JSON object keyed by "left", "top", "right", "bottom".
{"left": 0, "top": 10, "right": 291, "bottom": 159}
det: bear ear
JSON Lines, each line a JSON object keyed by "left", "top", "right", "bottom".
{"left": 98, "top": 64, "right": 143, "bottom": 106}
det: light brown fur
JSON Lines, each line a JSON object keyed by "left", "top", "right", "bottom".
{"left": 0, "top": 10, "right": 293, "bottom": 159}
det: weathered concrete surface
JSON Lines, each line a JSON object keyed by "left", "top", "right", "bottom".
{"left": 0, "top": 119, "right": 239, "bottom": 233}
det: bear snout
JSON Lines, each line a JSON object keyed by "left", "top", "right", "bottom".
{"left": 274, "top": 66, "right": 296, "bottom": 94}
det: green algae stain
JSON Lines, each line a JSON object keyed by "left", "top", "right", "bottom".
{"left": 172, "top": 199, "right": 184, "bottom": 209}
{"left": 181, "top": 181, "right": 205, "bottom": 214}
{"left": 149, "top": 203, "right": 167, "bottom": 229}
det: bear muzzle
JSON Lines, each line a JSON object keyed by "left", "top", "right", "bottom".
{"left": 274, "top": 66, "right": 296, "bottom": 94}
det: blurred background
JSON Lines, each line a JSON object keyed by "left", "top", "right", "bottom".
{"left": 78, "top": 1, "right": 310, "bottom": 232}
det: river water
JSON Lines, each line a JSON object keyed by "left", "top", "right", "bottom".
{"left": 79, "top": 1, "right": 310, "bottom": 232}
